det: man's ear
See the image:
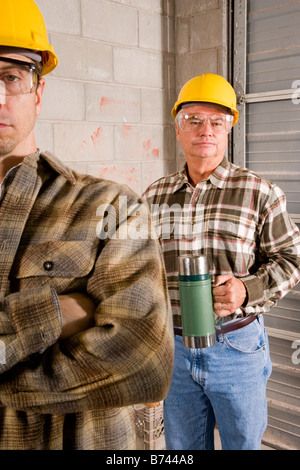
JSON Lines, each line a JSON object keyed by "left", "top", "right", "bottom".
{"left": 35, "top": 77, "right": 45, "bottom": 116}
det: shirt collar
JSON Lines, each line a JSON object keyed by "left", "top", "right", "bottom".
{"left": 0, "top": 164, "right": 21, "bottom": 203}
{"left": 209, "top": 157, "right": 231, "bottom": 189}
{"left": 173, "top": 157, "right": 230, "bottom": 193}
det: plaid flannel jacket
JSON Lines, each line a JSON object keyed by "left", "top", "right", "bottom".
{"left": 143, "top": 157, "right": 300, "bottom": 327}
{"left": 0, "top": 151, "right": 173, "bottom": 450}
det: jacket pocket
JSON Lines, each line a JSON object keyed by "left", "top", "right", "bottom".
{"left": 13, "top": 240, "right": 98, "bottom": 279}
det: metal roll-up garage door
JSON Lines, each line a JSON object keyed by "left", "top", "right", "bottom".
{"left": 233, "top": 0, "right": 300, "bottom": 449}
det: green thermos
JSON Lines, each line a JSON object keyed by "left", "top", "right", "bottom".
{"left": 178, "top": 255, "right": 216, "bottom": 348}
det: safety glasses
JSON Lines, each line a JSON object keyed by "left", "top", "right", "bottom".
{"left": 176, "top": 111, "right": 234, "bottom": 134}
{"left": 0, "top": 57, "right": 40, "bottom": 102}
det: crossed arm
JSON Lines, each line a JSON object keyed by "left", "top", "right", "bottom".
{"left": 0, "top": 224, "right": 173, "bottom": 413}
{"left": 58, "top": 293, "right": 95, "bottom": 339}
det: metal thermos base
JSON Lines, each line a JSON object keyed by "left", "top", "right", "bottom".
{"left": 183, "top": 333, "right": 216, "bottom": 349}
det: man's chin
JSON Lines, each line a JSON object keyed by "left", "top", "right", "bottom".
{"left": 0, "top": 142, "right": 14, "bottom": 157}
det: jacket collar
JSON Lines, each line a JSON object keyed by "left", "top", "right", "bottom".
{"left": 23, "top": 151, "right": 77, "bottom": 185}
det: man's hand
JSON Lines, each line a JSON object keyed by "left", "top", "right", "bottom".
{"left": 58, "top": 293, "right": 96, "bottom": 339}
{"left": 212, "top": 274, "right": 247, "bottom": 317}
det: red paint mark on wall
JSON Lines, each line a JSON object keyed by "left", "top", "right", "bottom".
{"left": 122, "top": 124, "right": 132, "bottom": 138}
{"left": 99, "top": 96, "right": 113, "bottom": 108}
{"left": 99, "top": 96, "right": 125, "bottom": 109}
{"left": 143, "top": 139, "right": 152, "bottom": 152}
{"left": 97, "top": 165, "right": 139, "bottom": 189}
{"left": 143, "top": 139, "right": 160, "bottom": 159}
{"left": 91, "top": 126, "right": 103, "bottom": 144}
{"left": 152, "top": 148, "right": 160, "bottom": 158}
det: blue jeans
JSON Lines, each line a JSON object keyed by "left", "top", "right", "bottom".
{"left": 164, "top": 315, "right": 272, "bottom": 450}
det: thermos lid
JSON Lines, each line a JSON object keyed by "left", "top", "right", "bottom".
{"left": 178, "top": 255, "right": 209, "bottom": 276}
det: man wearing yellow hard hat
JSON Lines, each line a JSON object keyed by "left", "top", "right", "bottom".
{"left": 0, "top": 0, "right": 174, "bottom": 449}
{"left": 144, "top": 74, "right": 300, "bottom": 449}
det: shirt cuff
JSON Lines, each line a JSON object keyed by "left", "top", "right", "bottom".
{"left": 241, "top": 275, "right": 264, "bottom": 306}
{"left": 4, "top": 285, "right": 62, "bottom": 356}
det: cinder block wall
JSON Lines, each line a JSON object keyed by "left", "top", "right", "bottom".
{"left": 34, "top": 0, "right": 227, "bottom": 195}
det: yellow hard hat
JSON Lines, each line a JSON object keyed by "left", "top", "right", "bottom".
{"left": 172, "top": 73, "right": 239, "bottom": 126}
{"left": 0, "top": 0, "right": 58, "bottom": 75}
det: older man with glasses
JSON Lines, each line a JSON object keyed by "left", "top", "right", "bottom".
{"left": 143, "top": 73, "right": 300, "bottom": 450}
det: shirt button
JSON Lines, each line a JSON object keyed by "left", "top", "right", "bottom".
{"left": 43, "top": 261, "right": 54, "bottom": 271}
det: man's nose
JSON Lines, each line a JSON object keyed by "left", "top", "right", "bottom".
{"left": 199, "top": 120, "right": 213, "bottom": 135}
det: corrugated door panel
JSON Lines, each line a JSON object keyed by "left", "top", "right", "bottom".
{"left": 244, "top": 0, "right": 300, "bottom": 449}
{"left": 246, "top": 100, "right": 300, "bottom": 212}
{"left": 267, "top": 406, "right": 300, "bottom": 449}
{"left": 266, "top": 335, "right": 300, "bottom": 449}
{"left": 268, "top": 369, "right": 300, "bottom": 409}
{"left": 264, "top": 287, "right": 300, "bottom": 333}
{"left": 247, "top": 0, "right": 300, "bottom": 93}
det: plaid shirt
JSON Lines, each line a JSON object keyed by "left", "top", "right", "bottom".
{"left": 0, "top": 151, "right": 173, "bottom": 450}
{"left": 143, "top": 157, "right": 300, "bottom": 327}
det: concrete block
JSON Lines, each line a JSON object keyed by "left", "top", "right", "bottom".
{"left": 175, "top": 17, "right": 190, "bottom": 54}
{"left": 166, "top": 17, "right": 176, "bottom": 54}
{"left": 164, "top": 126, "right": 177, "bottom": 160}
{"left": 39, "top": 78, "right": 85, "bottom": 121}
{"left": 50, "top": 34, "right": 113, "bottom": 82}
{"left": 86, "top": 84, "right": 140, "bottom": 123}
{"left": 162, "top": 53, "right": 176, "bottom": 93}
{"left": 176, "top": 50, "right": 219, "bottom": 91}
{"left": 141, "top": 89, "right": 174, "bottom": 125}
{"left": 113, "top": 47, "right": 163, "bottom": 87}
{"left": 176, "top": 147, "right": 187, "bottom": 171}
{"left": 35, "top": 0, "right": 81, "bottom": 35}
{"left": 35, "top": 121, "right": 54, "bottom": 154}
{"left": 115, "top": 124, "right": 175, "bottom": 162}
{"left": 53, "top": 123, "right": 114, "bottom": 163}
{"left": 141, "top": 161, "right": 177, "bottom": 194}
{"left": 82, "top": 0, "right": 138, "bottom": 46}
{"left": 87, "top": 162, "right": 141, "bottom": 195}
{"left": 139, "top": 12, "right": 174, "bottom": 54}
{"left": 115, "top": 125, "right": 166, "bottom": 161}
{"left": 176, "top": 0, "right": 220, "bottom": 17}
{"left": 113, "top": 0, "right": 163, "bottom": 14}
{"left": 191, "top": 9, "right": 223, "bottom": 51}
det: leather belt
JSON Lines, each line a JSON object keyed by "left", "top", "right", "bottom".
{"left": 174, "top": 315, "right": 257, "bottom": 338}
{"left": 215, "top": 315, "right": 257, "bottom": 337}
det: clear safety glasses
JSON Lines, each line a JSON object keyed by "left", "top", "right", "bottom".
{"left": 0, "top": 57, "right": 40, "bottom": 104}
{"left": 176, "top": 111, "right": 234, "bottom": 134}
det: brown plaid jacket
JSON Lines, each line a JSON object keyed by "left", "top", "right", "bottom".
{"left": 0, "top": 151, "right": 173, "bottom": 450}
